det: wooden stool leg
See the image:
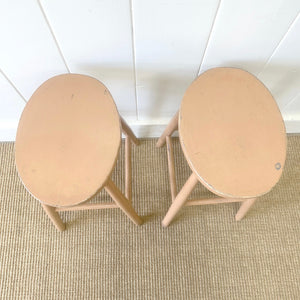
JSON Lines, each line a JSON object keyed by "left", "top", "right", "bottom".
{"left": 120, "top": 116, "right": 140, "bottom": 145}
{"left": 41, "top": 204, "right": 66, "bottom": 232}
{"left": 125, "top": 135, "right": 132, "bottom": 201}
{"left": 156, "top": 111, "right": 179, "bottom": 148}
{"left": 166, "top": 136, "right": 177, "bottom": 201}
{"left": 162, "top": 173, "right": 198, "bottom": 227}
{"left": 235, "top": 198, "right": 257, "bottom": 221}
{"left": 105, "top": 179, "right": 143, "bottom": 225}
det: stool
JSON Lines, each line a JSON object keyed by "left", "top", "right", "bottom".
{"left": 157, "top": 68, "right": 286, "bottom": 227}
{"left": 15, "top": 74, "right": 143, "bottom": 231}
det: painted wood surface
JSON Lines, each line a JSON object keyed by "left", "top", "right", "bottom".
{"left": 179, "top": 68, "right": 286, "bottom": 198}
{"left": 15, "top": 74, "right": 121, "bottom": 207}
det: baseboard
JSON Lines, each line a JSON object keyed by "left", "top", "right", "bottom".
{"left": 284, "top": 120, "right": 300, "bottom": 134}
{"left": 0, "top": 121, "right": 18, "bottom": 142}
{"left": 1, "top": 119, "right": 300, "bottom": 141}
{"left": 126, "top": 119, "right": 177, "bottom": 138}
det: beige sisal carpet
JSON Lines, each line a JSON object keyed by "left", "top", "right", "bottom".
{"left": 0, "top": 136, "right": 300, "bottom": 299}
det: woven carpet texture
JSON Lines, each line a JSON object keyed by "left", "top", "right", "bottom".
{"left": 0, "top": 136, "right": 300, "bottom": 299}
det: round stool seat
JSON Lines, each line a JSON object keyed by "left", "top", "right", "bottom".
{"left": 179, "top": 67, "right": 286, "bottom": 199}
{"left": 15, "top": 74, "right": 121, "bottom": 207}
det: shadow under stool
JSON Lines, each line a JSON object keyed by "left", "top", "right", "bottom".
{"left": 157, "top": 67, "right": 286, "bottom": 227}
{"left": 15, "top": 74, "right": 143, "bottom": 231}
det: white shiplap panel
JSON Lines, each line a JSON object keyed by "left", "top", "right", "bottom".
{"left": 0, "top": 73, "right": 25, "bottom": 141}
{"left": 0, "top": 0, "right": 68, "bottom": 100}
{"left": 200, "top": 0, "right": 300, "bottom": 75}
{"left": 40, "top": 0, "right": 136, "bottom": 118}
{"left": 133, "top": 0, "right": 220, "bottom": 120}
{"left": 258, "top": 14, "right": 300, "bottom": 111}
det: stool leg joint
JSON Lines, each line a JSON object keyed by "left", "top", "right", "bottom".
{"left": 120, "top": 116, "right": 140, "bottom": 145}
{"left": 105, "top": 179, "right": 143, "bottom": 225}
{"left": 41, "top": 204, "right": 66, "bottom": 232}
{"left": 235, "top": 198, "right": 257, "bottom": 221}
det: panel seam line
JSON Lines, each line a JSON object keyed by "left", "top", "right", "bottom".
{"left": 196, "top": 0, "right": 222, "bottom": 76}
{"left": 0, "top": 69, "right": 27, "bottom": 103}
{"left": 257, "top": 12, "right": 300, "bottom": 78}
{"left": 37, "top": 0, "right": 71, "bottom": 73}
{"left": 129, "top": 0, "right": 139, "bottom": 120}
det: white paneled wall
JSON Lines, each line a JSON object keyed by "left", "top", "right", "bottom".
{"left": 0, "top": 72, "right": 25, "bottom": 140}
{"left": 258, "top": 14, "right": 300, "bottom": 118}
{"left": 0, "top": 0, "right": 68, "bottom": 99}
{"left": 132, "top": 0, "right": 220, "bottom": 121}
{"left": 40, "top": 0, "right": 137, "bottom": 118}
{"left": 0, "top": 0, "right": 299, "bottom": 140}
{"left": 199, "top": 0, "right": 300, "bottom": 75}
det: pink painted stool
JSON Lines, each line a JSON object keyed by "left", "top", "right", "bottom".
{"left": 157, "top": 68, "right": 286, "bottom": 227}
{"left": 15, "top": 74, "right": 143, "bottom": 231}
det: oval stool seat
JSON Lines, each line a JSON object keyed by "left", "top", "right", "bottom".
{"left": 15, "top": 74, "right": 142, "bottom": 230}
{"left": 16, "top": 74, "right": 121, "bottom": 207}
{"left": 179, "top": 67, "right": 286, "bottom": 198}
{"left": 157, "top": 67, "right": 287, "bottom": 227}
